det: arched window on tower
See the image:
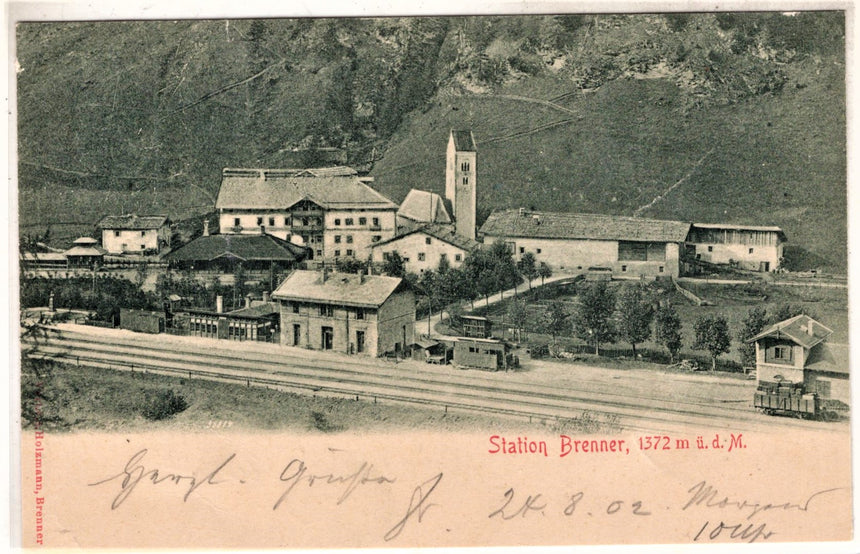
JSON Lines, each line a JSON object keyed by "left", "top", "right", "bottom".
{"left": 461, "top": 161, "right": 470, "bottom": 172}
{"left": 462, "top": 176, "right": 469, "bottom": 185}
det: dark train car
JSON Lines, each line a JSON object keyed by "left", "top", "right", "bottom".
{"left": 754, "top": 379, "right": 839, "bottom": 420}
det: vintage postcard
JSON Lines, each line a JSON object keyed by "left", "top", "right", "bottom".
{"left": 10, "top": 2, "right": 857, "bottom": 551}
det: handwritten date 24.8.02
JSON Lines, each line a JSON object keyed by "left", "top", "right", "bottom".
{"left": 489, "top": 488, "right": 651, "bottom": 520}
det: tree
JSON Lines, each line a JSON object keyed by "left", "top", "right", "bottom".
{"left": 337, "top": 257, "right": 368, "bottom": 274}
{"left": 537, "top": 262, "right": 552, "bottom": 286}
{"left": 737, "top": 306, "right": 769, "bottom": 368}
{"left": 517, "top": 252, "right": 538, "bottom": 290}
{"left": 507, "top": 299, "right": 528, "bottom": 342}
{"left": 654, "top": 303, "right": 683, "bottom": 363}
{"left": 382, "top": 251, "right": 406, "bottom": 278}
{"left": 573, "top": 282, "right": 616, "bottom": 355}
{"left": 693, "top": 315, "right": 731, "bottom": 371}
{"left": 540, "top": 302, "right": 570, "bottom": 343}
{"left": 769, "top": 303, "right": 817, "bottom": 324}
{"left": 616, "top": 284, "right": 654, "bottom": 357}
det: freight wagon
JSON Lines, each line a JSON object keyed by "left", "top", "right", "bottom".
{"left": 754, "top": 379, "right": 841, "bottom": 421}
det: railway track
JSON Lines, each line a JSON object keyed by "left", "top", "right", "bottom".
{"left": 27, "top": 326, "right": 838, "bottom": 434}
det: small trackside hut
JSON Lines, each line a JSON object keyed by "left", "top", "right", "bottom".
{"left": 452, "top": 337, "right": 512, "bottom": 371}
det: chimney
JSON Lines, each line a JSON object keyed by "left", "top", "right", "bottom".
{"left": 245, "top": 295, "right": 251, "bottom": 309}
{"left": 806, "top": 320, "right": 815, "bottom": 336}
{"left": 262, "top": 291, "right": 271, "bottom": 303}
{"left": 216, "top": 295, "right": 223, "bottom": 314}
{"left": 203, "top": 219, "right": 210, "bottom": 237}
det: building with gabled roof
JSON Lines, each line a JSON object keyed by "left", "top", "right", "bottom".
{"left": 272, "top": 269, "right": 415, "bottom": 357}
{"left": 215, "top": 167, "right": 398, "bottom": 261}
{"left": 163, "top": 232, "right": 307, "bottom": 272}
{"left": 687, "top": 222, "right": 787, "bottom": 272}
{"left": 749, "top": 314, "right": 849, "bottom": 406}
{"left": 480, "top": 209, "right": 691, "bottom": 277}
{"left": 64, "top": 237, "right": 106, "bottom": 268}
{"left": 370, "top": 223, "right": 480, "bottom": 273}
{"left": 97, "top": 214, "right": 171, "bottom": 255}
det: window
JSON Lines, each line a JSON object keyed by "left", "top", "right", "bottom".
{"left": 141, "top": 231, "right": 146, "bottom": 237}
{"left": 461, "top": 161, "right": 470, "bottom": 171}
{"left": 292, "top": 302, "right": 300, "bottom": 314}
{"left": 345, "top": 218, "right": 354, "bottom": 226}
{"left": 334, "top": 235, "right": 342, "bottom": 243}
{"left": 285, "top": 217, "right": 290, "bottom": 226}
{"left": 316, "top": 249, "right": 322, "bottom": 257}
{"left": 659, "top": 266, "right": 664, "bottom": 273}
{"left": 334, "top": 218, "right": 341, "bottom": 226}
{"left": 621, "top": 265, "right": 627, "bottom": 272}
{"left": 403, "top": 257, "right": 410, "bottom": 262}
{"left": 536, "top": 248, "right": 542, "bottom": 254}
{"left": 696, "top": 254, "right": 701, "bottom": 260}
{"left": 346, "top": 235, "right": 353, "bottom": 244}
{"left": 302, "top": 218, "right": 309, "bottom": 226}
{"left": 319, "top": 305, "right": 334, "bottom": 317}
{"left": 334, "top": 250, "right": 341, "bottom": 257}
{"left": 417, "top": 253, "right": 426, "bottom": 261}
{"left": 257, "top": 217, "right": 263, "bottom": 226}
{"left": 774, "top": 346, "right": 790, "bottom": 360}
{"left": 469, "top": 346, "right": 477, "bottom": 353}
{"left": 372, "top": 217, "right": 379, "bottom": 227}
{"left": 708, "top": 246, "right": 713, "bottom": 252}
{"left": 234, "top": 218, "right": 240, "bottom": 227}
{"left": 355, "top": 309, "right": 365, "bottom": 320}
{"left": 749, "top": 248, "right": 755, "bottom": 254}
{"left": 425, "top": 237, "right": 432, "bottom": 245}
{"left": 359, "top": 217, "right": 367, "bottom": 226}
{"left": 269, "top": 217, "right": 275, "bottom": 227}
{"left": 346, "top": 249, "right": 354, "bottom": 257}
{"left": 455, "top": 254, "right": 462, "bottom": 262}
{"left": 372, "top": 235, "right": 382, "bottom": 243}
{"left": 519, "top": 247, "right": 525, "bottom": 254}
{"left": 462, "top": 177, "right": 469, "bottom": 185}
{"left": 114, "top": 231, "right": 120, "bottom": 237}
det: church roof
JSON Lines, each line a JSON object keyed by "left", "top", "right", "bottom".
{"left": 397, "top": 189, "right": 452, "bottom": 224}
{"left": 450, "top": 130, "right": 476, "bottom": 152}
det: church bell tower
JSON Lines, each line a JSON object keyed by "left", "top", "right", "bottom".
{"left": 445, "top": 130, "right": 477, "bottom": 241}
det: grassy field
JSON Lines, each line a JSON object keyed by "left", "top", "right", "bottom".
{"left": 468, "top": 279, "right": 848, "bottom": 367}
{"left": 20, "top": 360, "right": 618, "bottom": 434}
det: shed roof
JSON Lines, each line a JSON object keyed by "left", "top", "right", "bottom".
{"left": 805, "top": 343, "right": 849, "bottom": 375}
{"left": 163, "top": 234, "right": 307, "bottom": 263}
{"left": 749, "top": 314, "right": 833, "bottom": 350}
{"left": 480, "top": 210, "right": 691, "bottom": 243}
{"left": 272, "top": 270, "right": 405, "bottom": 308}
{"left": 97, "top": 214, "right": 169, "bottom": 230}
{"left": 450, "top": 130, "right": 476, "bottom": 152}
{"left": 397, "top": 189, "right": 452, "bottom": 224}
{"left": 215, "top": 168, "right": 397, "bottom": 211}
{"left": 371, "top": 222, "right": 480, "bottom": 252}
{"left": 227, "top": 302, "right": 280, "bottom": 318}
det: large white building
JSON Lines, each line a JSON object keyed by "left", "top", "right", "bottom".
{"left": 370, "top": 223, "right": 480, "bottom": 274}
{"left": 480, "top": 209, "right": 691, "bottom": 278}
{"left": 215, "top": 167, "right": 398, "bottom": 261}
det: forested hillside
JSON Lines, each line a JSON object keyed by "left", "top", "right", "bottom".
{"left": 16, "top": 13, "right": 846, "bottom": 270}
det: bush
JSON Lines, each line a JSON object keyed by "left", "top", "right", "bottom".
{"left": 142, "top": 389, "right": 188, "bottom": 420}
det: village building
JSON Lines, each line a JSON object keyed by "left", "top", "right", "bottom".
{"left": 686, "top": 223, "right": 786, "bottom": 272}
{"left": 369, "top": 223, "right": 480, "bottom": 273}
{"left": 479, "top": 209, "right": 690, "bottom": 278}
{"left": 97, "top": 214, "right": 171, "bottom": 255}
{"left": 272, "top": 269, "right": 415, "bottom": 357}
{"left": 163, "top": 221, "right": 307, "bottom": 272}
{"left": 63, "top": 237, "right": 106, "bottom": 268}
{"left": 749, "top": 314, "right": 849, "bottom": 406}
{"left": 214, "top": 167, "right": 398, "bottom": 261}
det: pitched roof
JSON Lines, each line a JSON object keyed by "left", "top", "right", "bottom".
{"left": 64, "top": 245, "right": 105, "bottom": 257}
{"left": 163, "top": 234, "right": 307, "bottom": 263}
{"left": 450, "top": 130, "right": 476, "bottom": 152}
{"left": 397, "top": 189, "right": 452, "bottom": 224}
{"left": 805, "top": 343, "right": 849, "bottom": 375}
{"left": 215, "top": 168, "right": 397, "bottom": 211}
{"left": 480, "top": 210, "right": 691, "bottom": 243}
{"left": 226, "top": 302, "right": 279, "bottom": 318}
{"left": 272, "top": 270, "right": 405, "bottom": 308}
{"left": 691, "top": 222, "right": 787, "bottom": 242}
{"left": 97, "top": 214, "right": 169, "bottom": 230}
{"left": 371, "top": 223, "right": 480, "bottom": 252}
{"left": 749, "top": 314, "right": 834, "bottom": 350}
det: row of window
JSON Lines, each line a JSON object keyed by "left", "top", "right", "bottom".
{"left": 704, "top": 245, "right": 756, "bottom": 254}
{"left": 290, "top": 303, "right": 365, "bottom": 319}
{"left": 113, "top": 230, "right": 150, "bottom": 237}
{"left": 333, "top": 217, "right": 380, "bottom": 227}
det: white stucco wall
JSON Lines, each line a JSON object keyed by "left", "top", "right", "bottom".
{"left": 370, "top": 232, "right": 470, "bottom": 273}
